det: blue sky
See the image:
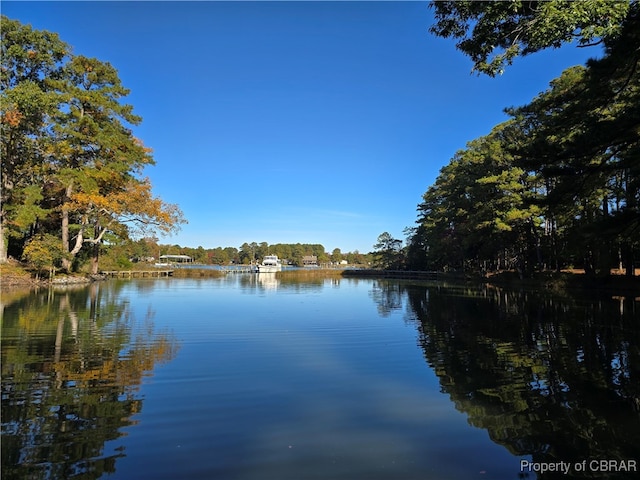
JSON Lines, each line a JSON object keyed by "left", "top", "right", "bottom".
{"left": 4, "top": 1, "right": 599, "bottom": 253}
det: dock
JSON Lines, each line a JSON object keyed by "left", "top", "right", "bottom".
{"left": 102, "top": 270, "right": 174, "bottom": 278}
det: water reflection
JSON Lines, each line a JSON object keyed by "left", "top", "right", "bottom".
{"left": 257, "top": 272, "right": 279, "bottom": 290}
{"left": 1, "top": 283, "right": 179, "bottom": 480}
{"left": 3, "top": 277, "right": 638, "bottom": 479}
{"left": 234, "top": 272, "right": 329, "bottom": 293}
{"left": 369, "top": 280, "right": 405, "bottom": 317}
{"left": 370, "top": 281, "right": 640, "bottom": 478}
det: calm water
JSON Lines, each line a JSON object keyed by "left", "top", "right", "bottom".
{"left": 2, "top": 275, "right": 639, "bottom": 480}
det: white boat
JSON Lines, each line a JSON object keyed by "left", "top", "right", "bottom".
{"left": 257, "top": 255, "right": 282, "bottom": 273}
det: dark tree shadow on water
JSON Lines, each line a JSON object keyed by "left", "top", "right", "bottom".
{"left": 369, "top": 281, "right": 640, "bottom": 479}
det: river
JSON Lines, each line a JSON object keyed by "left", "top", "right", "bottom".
{"left": 1, "top": 275, "right": 638, "bottom": 479}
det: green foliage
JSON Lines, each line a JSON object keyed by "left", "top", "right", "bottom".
{"left": 1, "top": 17, "right": 68, "bottom": 261}
{"left": 235, "top": 242, "right": 333, "bottom": 265}
{"left": 134, "top": 242, "right": 368, "bottom": 268}
{"left": 504, "top": 9, "right": 640, "bottom": 275}
{"left": 430, "top": 1, "right": 630, "bottom": 76}
{"left": 411, "top": 124, "right": 543, "bottom": 273}
{"left": 4, "top": 185, "right": 50, "bottom": 235}
{"left": 21, "top": 233, "right": 63, "bottom": 277}
{"left": 1, "top": 16, "right": 185, "bottom": 272}
{"left": 373, "top": 232, "right": 404, "bottom": 269}
{"left": 409, "top": 2, "right": 639, "bottom": 276}
{"left": 0, "top": 15, "right": 68, "bottom": 89}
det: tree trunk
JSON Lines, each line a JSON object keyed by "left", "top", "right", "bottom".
{"left": 623, "top": 242, "right": 635, "bottom": 277}
{"left": 91, "top": 242, "right": 100, "bottom": 275}
{"left": 90, "top": 220, "right": 102, "bottom": 275}
{"left": 61, "top": 222, "right": 71, "bottom": 270}
{"left": 61, "top": 183, "right": 88, "bottom": 272}
{"left": 0, "top": 212, "right": 7, "bottom": 263}
{"left": 596, "top": 241, "right": 613, "bottom": 277}
{"left": 551, "top": 216, "right": 560, "bottom": 272}
{"left": 61, "top": 184, "right": 72, "bottom": 271}
{"left": 584, "top": 250, "right": 595, "bottom": 276}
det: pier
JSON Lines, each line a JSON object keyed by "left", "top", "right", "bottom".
{"left": 102, "top": 270, "right": 174, "bottom": 278}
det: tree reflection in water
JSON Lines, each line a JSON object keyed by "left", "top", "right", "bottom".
{"left": 1, "top": 282, "right": 179, "bottom": 480}
{"left": 371, "top": 280, "right": 640, "bottom": 478}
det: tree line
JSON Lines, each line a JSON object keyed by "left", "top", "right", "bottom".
{"left": 103, "top": 237, "right": 371, "bottom": 269}
{"left": 1, "top": 16, "right": 185, "bottom": 276}
{"left": 372, "top": 1, "right": 639, "bottom": 277}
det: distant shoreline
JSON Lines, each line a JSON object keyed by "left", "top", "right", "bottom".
{"left": 3, "top": 261, "right": 638, "bottom": 295}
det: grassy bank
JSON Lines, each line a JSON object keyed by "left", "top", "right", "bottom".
{"left": 0, "top": 261, "right": 225, "bottom": 287}
{"left": 277, "top": 268, "right": 346, "bottom": 280}
{"left": 171, "top": 267, "right": 224, "bottom": 278}
{"left": 0, "top": 260, "right": 38, "bottom": 287}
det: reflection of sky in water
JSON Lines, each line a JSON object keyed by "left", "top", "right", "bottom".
{"left": 5, "top": 280, "right": 638, "bottom": 479}
{"left": 109, "top": 278, "right": 518, "bottom": 480}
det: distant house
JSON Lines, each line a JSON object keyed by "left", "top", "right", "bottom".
{"left": 157, "top": 254, "right": 193, "bottom": 266}
{"left": 302, "top": 255, "right": 318, "bottom": 266}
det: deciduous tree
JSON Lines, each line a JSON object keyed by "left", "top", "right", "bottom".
{"left": 1, "top": 15, "right": 68, "bottom": 262}
{"left": 1, "top": 17, "right": 185, "bottom": 273}
{"left": 429, "top": 0, "right": 630, "bottom": 76}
